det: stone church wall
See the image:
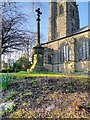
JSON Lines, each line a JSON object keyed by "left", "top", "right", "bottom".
{"left": 42, "top": 30, "right": 89, "bottom": 74}
{"left": 75, "top": 61, "right": 90, "bottom": 74}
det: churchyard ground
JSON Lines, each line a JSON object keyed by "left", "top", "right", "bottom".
{"left": 0, "top": 72, "right": 90, "bottom": 118}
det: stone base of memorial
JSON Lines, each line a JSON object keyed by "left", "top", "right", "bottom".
{"left": 29, "top": 46, "right": 46, "bottom": 72}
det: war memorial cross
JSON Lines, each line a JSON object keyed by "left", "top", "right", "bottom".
{"left": 35, "top": 8, "right": 42, "bottom": 46}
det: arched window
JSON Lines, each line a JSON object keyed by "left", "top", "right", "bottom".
{"left": 59, "top": 5, "right": 64, "bottom": 15}
{"left": 79, "top": 40, "right": 89, "bottom": 60}
{"left": 60, "top": 44, "right": 71, "bottom": 63}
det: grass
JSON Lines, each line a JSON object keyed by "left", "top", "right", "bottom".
{"left": 0, "top": 71, "right": 90, "bottom": 77}
{"left": 0, "top": 72, "right": 89, "bottom": 92}
{"left": 0, "top": 72, "right": 89, "bottom": 79}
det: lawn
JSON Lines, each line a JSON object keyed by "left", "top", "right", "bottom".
{"left": 0, "top": 72, "right": 90, "bottom": 118}
{"left": 0, "top": 71, "right": 90, "bottom": 79}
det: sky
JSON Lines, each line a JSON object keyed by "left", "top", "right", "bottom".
{"left": 17, "top": 2, "right": 88, "bottom": 43}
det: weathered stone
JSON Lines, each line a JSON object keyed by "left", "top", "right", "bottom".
{"left": 30, "top": 8, "right": 46, "bottom": 72}
{"left": 30, "top": 46, "right": 46, "bottom": 72}
{"left": 42, "top": 1, "right": 90, "bottom": 75}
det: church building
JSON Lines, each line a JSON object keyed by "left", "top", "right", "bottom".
{"left": 42, "top": 0, "right": 90, "bottom": 75}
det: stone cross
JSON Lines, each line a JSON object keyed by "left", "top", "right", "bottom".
{"left": 35, "top": 8, "right": 42, "bottom": 46}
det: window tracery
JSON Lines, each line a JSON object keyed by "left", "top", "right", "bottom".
{"left": 60, "top": 44, "right": 71, "bottom": 63}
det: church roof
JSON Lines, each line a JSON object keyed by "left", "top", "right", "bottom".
{"left": 74, "top": 25, "right": 90, "bottom": 34}
{"left": 42, "top": 25, "right": 90, "bottom": 45}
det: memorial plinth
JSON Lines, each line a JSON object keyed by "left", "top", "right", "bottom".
{"left": 29, "top": 8, "right": 46, "bottom": 72}
{"left": 30, "top": 46, "right": 46, "bottom": 72}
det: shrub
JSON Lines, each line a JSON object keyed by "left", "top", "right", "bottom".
{"left": 2, "top": 68, "right": 13, "bottom": 73}
{"left": 0, "top": 73, "right": 12, "bottom": 90}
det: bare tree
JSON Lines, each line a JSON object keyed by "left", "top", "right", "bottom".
{"left": 0, "top": 2, "right": 36, "bottom": 55}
